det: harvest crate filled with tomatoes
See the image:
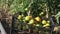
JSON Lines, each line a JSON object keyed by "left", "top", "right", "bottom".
{"left": 11, "top": 11, "right": 54, "bottom": 34}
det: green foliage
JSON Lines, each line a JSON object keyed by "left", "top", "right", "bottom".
{"left": 0, "top": 0, "right": 60, "bottom": 24}
{"left": 55, "top": 12, "right": 60, "bottom": 24}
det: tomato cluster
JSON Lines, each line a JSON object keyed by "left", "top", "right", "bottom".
{"left": 17, "top": 14, "right": 50, "bottom": 28}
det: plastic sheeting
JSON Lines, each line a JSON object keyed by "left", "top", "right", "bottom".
{"left": 0, "top": 22, "right": 6, "bottom": 34}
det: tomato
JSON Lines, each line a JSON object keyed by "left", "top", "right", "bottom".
{"left": 35, "top": 17, "right": 41, "bottom": 22}
{"left": 47, "top": 20, "right": 50, "bottom": 23}
{"left": 35, "top": 24, "right": 40, "bottom": 27}
{"left": 39, "top": 12, "right": 44, "bottom": 16}
{"left": 28, "top": 19, "right": 34, "bottom": 24}
{"left": 43, "top": 23, "right": 50, "bottom": 27}
{"left": 29, "top": 16, "right": 32, "bottom": 19}
{"left": 25, "top": 16, "right": 30, "bottom": 21}
{"left": 42, "top": 20, "right": 47, "bottom": 24}
{"left": 17, "top": 15, "right": 22, "bottom": 20}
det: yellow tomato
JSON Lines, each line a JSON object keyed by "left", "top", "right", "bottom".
{"left": 35, "top": 24, "right": 40, "bottom": 27}
{"left": 25, "top": 16, "right": 30, "bottom": 21}
{"left": 35, "top": 17, "right": 41, "bottom": 22}
{"left": 43, "top": 23, "right": 50, "bottom": 27}
{"left": 42, "top": 20, "right": 47, "bottom": 24}
{"left": 39, "top": 12, "right": 44, "bottom": 15}
{"left": 28, "top": 19, "right": 34, "bottom": 24}
{"left": 17, "top": 15, "right": 22, "bottom": 20}
{"left": 47, "top": 20, "right": 50, "bottom": 23}
{"left": 29, "top": 16, "right": 32, "bottom": 19}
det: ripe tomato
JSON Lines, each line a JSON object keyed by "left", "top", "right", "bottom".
{"left": 17, "top": 15, "right": 22, "bottom": 20}
{"left": 42, "top": 20, "right": 47, "bottom": 24}
{"left": 35, "top": 17, "right": 41, "bottom": 22}
{"left": 28, "top": 19, "right": 34, "bottom": 24}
